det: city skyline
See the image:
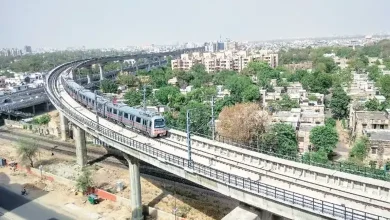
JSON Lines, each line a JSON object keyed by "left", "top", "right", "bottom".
{"left": 1, "top": 0, "right": 389, "bottom": 48}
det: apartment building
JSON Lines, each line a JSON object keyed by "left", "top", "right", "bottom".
{"left": 349, "top": 110, "right": 390, "bottom": 139}
{"left": 346, "top": 72, "right": 377, "bottom": 102}
{"left": 171, "top": 51, "right": 278, "bottom": 73}
{"left": 365, "top": 130, "right": 390, "bottom": 165}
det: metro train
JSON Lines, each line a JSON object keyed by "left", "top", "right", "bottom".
{"left": 63, "top": 79, "right": 167, "bottom": 138}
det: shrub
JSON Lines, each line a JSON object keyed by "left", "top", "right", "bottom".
{"left": 76, "top": 168, "right": 94, "bottom": 193}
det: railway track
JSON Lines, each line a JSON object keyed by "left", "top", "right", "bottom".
{"left": 0, "top": 128, "right": 208, "bottom": 189}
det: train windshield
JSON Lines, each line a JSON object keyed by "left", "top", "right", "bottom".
{"left": 154, "top": 119, "right": 165, "bottom": 128}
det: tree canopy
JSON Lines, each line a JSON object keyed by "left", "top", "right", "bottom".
{"left": 155, "top": 86, "right": 180, "bottom": 105}
{"left": 309, "top": 125, "right": 339, "bottom": 154}
{"left": 330, "top": 86, "right": 351, "bottom": 119}
{"left": 260, "top": 123, "right": 299, "bottom": 156}
{"left": 100, "top": 79, "right": 118, "bottom": 93}
{"left": 124, "top": 89, "right": 142, "bottom": 106}
{"left": 217, "top": 103, "right": 270, "bottom": 142}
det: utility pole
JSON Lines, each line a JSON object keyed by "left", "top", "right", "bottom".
{"left": 186, "top": 109, "right": 192, "bottom": 162}
{"left": 211, "top": 96, "right": 215, "bottom": 140}
{"left": 94, "top": 90, "right": 99, "bottom": 130}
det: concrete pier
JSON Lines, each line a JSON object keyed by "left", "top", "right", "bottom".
{"left": 59, "top": 112, "right": 69, "bottom": 141}
{"left": 99, "top": 64, "right": 104, "bottom": 80}
{"left": 123, "top": 153, "right": 143, "bottom": 220}
{"left": 87, "top": 74, "right": 92, "bottom": 84}
{"left": 73, "top": 125, "right": 87, "bottom": 166}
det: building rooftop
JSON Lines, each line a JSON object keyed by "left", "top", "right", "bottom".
{"left": 367, "top": 130, "right": 390, "bottom": 141}
{"left": 356, "top": 111, "right": 388, "bottom": 120}
{"left": 299, "top": 124, "right": 317, "bottom": 132}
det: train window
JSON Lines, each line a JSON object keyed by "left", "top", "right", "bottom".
{"left": 124, "top": 113, "right": 128, "bottom": 118}
{"left": 130, "top": 115, "right": 134, "bottom": 121}
{"left": 149, "top": 121, "right": 152, "bottom": 127}
{"left": 113, "top": 109, "right": 117, "bottom": 114}
{"left": 119, "top": 111, "right": 122, "bottom": 116}
{"left": 136, "top": 117, "right": 141, "bottom": 123}
{"left": 92, "top": 100, "right": 94, "bottom": 105}
{"left": 142, "top": 120, "right": 147, "bottom": 126}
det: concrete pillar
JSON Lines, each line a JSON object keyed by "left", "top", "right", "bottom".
{"left": 135, "top": 64, "right": 138, "bottom": 72}
{"left": 60, "top": 111, "right": 69, "bottom": 141}
{"left": 87, "top": 74, "right": 92, "bottom": 84}
{"left": 32, "top": 105, "right": 35, "bottom": 115}
{"left": 261, "top": 210, "right": 274, "bottom": 220}
{"left": 123, "top": 154, "right": 143, "bottom": 220}
{"left": 46, "top": 102, "right": 50, "bottom": 111}
{"left": 99, "top": 64, "right": 104, "bottom": 81}
{"left": 73, "top": 125, "right": 87, "bottom": 167}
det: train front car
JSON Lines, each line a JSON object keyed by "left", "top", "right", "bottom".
{"left": 150, "top": 115, "right": 167, "bottom": 137}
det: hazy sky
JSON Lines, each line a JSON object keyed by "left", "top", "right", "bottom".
{"left": 0, "top": 0, "right": 389, "bottom": 48}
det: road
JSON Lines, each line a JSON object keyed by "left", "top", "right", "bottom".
{"left": 0, "top": 185, "right": 75, "bottom": 220}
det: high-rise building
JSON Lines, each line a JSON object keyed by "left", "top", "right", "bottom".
{"left": 24, "top": 45, "right": 32, "bottom": 54}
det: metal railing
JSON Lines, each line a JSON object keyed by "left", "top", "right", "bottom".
{"left": 213, "top": 134, "right": 390, "bottom": 181}
{"left": 45, "top": 62, "right": 388, "bottom": 220}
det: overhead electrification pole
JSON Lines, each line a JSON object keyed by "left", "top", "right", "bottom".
{"left": 94, "top": 90, "right": 99, "bottom": 130}
{"left": 186, "top": 109, "right": 192, "bottom": 162}
{"left": 143, "top": 85, "right": 147, "bottom": 111}
{"left": 211, "top": 96, "right": 215, "bottom": 140}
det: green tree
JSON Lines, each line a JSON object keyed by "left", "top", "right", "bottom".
{"left": 103, "top": 62, "right": 122, "bottom": 72}
{"left": 260, "top": 123, "right": 298, "bottom": 156}
{"left": 189, "top": 64, "right": 212, "bottom": 88}
{"left": 365, "top": 98, "right": 380, "bottom": 111}
{"left": 213, "top": 70, "right": 236, "bottom": 85}
{"left": 349, "top": 136, "right": 369, "bottom": 162}
{"left": 269, "top": 95, "right": 299, "bottom": 111}
{"left": 303, "top": 149, "right": 329, "bottom": 164}
{"left": 124, "top": 89, "right": 142, "bottom": 106}
{"left": 378, "top": 75, "right": 390, "bottom": 98}
{"left": 308, "top": 94, "right": 318, "bottom": 101}
{"left": 76, "top": 168, "right": 94, "bottom": 193}
{"left": 325, "top": 118, "right": 336, "bottom": 127}
{"left": 313, "top": 57, "right": 337, "bottom": 73}
{"left": 155, "top": 86, "right": 180, "bottom": 105}
{"left": 214, "top": 96, "right": 236, "bottom": 115}
{"left": 100, "top": 79, "right": 118, "bottom": 93}
{"left": 172, "top": 101, "right": 212, "bottom": 135}
{"left": 225, "top": 75, "right": 253, "bottom": 102}
{"left": 330, "top": 86, "right": 351, "bottom": 119}
{"left": 32, "top": 114, "right": 51, "bottom": 125}
{"left": 367, "top": 65, "right": 381, "bottom": 82}
{"left": 309, "top": 125, "right": 339, "bottom": 154}
{"left": 17, "top": 139, "right": 39, "bottom": 167}
{"left": 117, "top": 74, "right": 138, "bottom": 87}
{"left": 242, "top": 85, "right": 260, "bottom": 102}
{"left": 149, "top": 67, "right": 173, "bottom": 88}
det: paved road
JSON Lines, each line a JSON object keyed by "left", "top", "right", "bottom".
{"left": 0, "top": 185, "right": 74, "bottom": 220}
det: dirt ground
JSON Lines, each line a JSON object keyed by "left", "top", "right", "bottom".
{"left": 0, "top": 164, "right": 131, "bottom": 220}
{"left": 0, "top": 131, "right": 238, "bottom": 220}
{"left": 334, "top": 120, "right": 351, "bottom": 161}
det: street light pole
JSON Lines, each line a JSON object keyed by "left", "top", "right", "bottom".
{"left": 186, "top": 109, "right": 192, "bottom": 162}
